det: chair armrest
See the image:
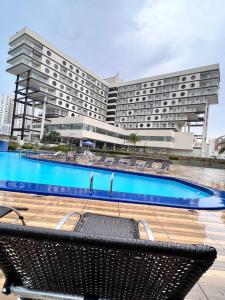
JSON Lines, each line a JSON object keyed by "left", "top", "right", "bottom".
{"left": 55, "top": 211, "right": 81, "bottom": 230}
{"left": 138, "top": 220, "right": 154, "bottom": 240}
{"left": 2, "top": 205, "right": 26, "bottom": 226}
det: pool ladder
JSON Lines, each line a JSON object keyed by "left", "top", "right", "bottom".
{"left": 89, "top": 172, "right": 114, "bottom": 195}
{"left": 89, "top": 172, "right": 94, "bottom": 195}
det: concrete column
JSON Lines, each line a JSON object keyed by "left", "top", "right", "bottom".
{"left": 79, "top": 139, "right": 83, "bottom": 147}
{"left": 40, "top": 97, "right": 47, "bottom": 141}
{"left": 201, "top": 104, "right": 209, "bottom": 157}
{"left": 29, "top": 102, "right": 35, "bottom": 142}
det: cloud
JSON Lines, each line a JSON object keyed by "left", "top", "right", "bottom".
{"left": 115, "top": 0, "right": 225, "bottom": 78}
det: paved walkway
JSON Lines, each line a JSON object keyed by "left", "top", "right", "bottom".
{"left": 0, "top": 161, "right": 225, "bottom": 299}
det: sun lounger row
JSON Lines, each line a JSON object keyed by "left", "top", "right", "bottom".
{"left": 89, "top": 156, "right": 171, "bottom": 174}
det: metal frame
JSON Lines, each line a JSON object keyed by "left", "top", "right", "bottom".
{"left": 138, "top": 220, "right": 154, "bottom": 240}
{"left": 1, "top": 205, "right": 26, "bottom": 226}
{"left": 8, "top": 285, "right": 94, "bottom": 300}
{"left": 55, "top": 211, "right": 81, "bottom": 230}
{"left": 10, "top": 69, "right": 47, "bottom": 141}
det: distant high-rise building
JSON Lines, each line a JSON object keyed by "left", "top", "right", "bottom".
{"left": 6, "top": 27, "right": 220, "bottom": 156}
{"left": 0, "top": 94, "right": 31, "bottom": 136}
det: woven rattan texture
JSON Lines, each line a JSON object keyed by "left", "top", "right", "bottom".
{"left": 0, "top": 224, "right": 216, "bottom": 300}
{"left": 74, "top": 213, "right": 139, "bottom": 239}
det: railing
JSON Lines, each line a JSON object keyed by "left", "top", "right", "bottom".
{"left": 109, "top": 173, "right": 114, "bottom": 195}
{"left": 89, "top": 172, "right": 94, "bottom": 195}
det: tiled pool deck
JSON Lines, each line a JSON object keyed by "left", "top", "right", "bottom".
{"left": 0, "top": 161, "right": 225, "bottom": 299}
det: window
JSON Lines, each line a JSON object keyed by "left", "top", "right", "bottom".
{"left": 129, "top": 99, "right": 133, "bottom": 102}
{"left": 142, "top": 97, "right": 146, "bottom": 101}
{"left": 59, "top": 92, "right": 63, "bottom": 97}
{"left": 150, "top": 89, "right": 154, "bottom": 93}
{"left": 163, "top": 108, "right": 167, "bottom": 113}
{"left": 180, "top": 92, "right": 185, "bottom": 96}
{"left": 69, "top": 72, "right": 72, "bottom": 78}
{"left": 54, "top": 64, "right": 58, "bottom": 69}
{"left": 191, "top": 75, "right": 196, "bottom": 80}
{"left": 190, "top": 83, "right": 195, "bottom": 87}
{"left": 128, "top": 111, "right": 132, "bottom": 115}
{"left": 80, "top": 87, "right": 84, "bottom": 91}
{"left": 181, "top": 76, "right": 186, "bottom": 81}
{"left": 147, "top": 116, "right": 151, "bottom": 120}
{"left": 147, "top": 123, "right": 150, "bottom": 127}
{"left": 53, "top": 72, "right": 57, "bottom": 78}
{"left": 155, "top": 109, "right": 159, "bottom": 113}
{"left": 66, "top": 96, "right": 70, "bottom": 100}
{"left": 66, "top": 103, "right": 69, "bottom": 108}
{"left": 140, "top": 124, "right": 143, "bottom": 127}
{"left": 172, "top": 93, "right": 176, "bottom": 97}
{"left": 171, "top": 100, "right": 176, "bottom": 105}
{"left": 71, "top": 113, "right": 75, "bottom": 116}
{"left": 158, "top": 81, "right": 162, "bottom": 85}
{"left": 52, "top": 81, "right": 57, "bottom": 86}
{"left": 46, "top": 59, "right": 50, "bottom": 65}
{"left": 181, "top": 84, "right": 186, "bottom": 89}
{"left": 163, "top": 101, "right": 167, "bottom": 105}
{"left": 47, "top": 50, "right": 51, "bottom": 56}
{"left": 72, "top": 106, "right": 75, "bottom": 110}
{"left": 154, "top": 116, "right": 158, "bottom": 120}
{"left": 44, "top": 68, "right": 49, "bottom": 74}
{"left": 89, "top": 112, "right": 92, "bottom": 116}
{"left": 143, "top": 83, "right": 147, "bottom": 87}
{"left": 81, "top": 80, "right": 84, "bottom": 84}
{"left": 75, "top": 76, "right": 79, "bottom": 81}
{"left": 143, "top": 90, "right": 146, "bottom": 94}
{"left": 80, "top": 94, "right": 83, "bottom": 98}
{"left": 136, "top": 91, "right": 140, "bottom": 95}
{"left": 62, "top": 60, "right": 67, "bottom": 66}
{"left": 76, "top": 69, "right": 79, "bottom": 74}
{"left": 136, "top": 98, "right": 139, "bottom": 101}
{"left": 74, "top": 83, "right": 78, "bottom": 88}
{"left": 58, "top": 100, "right": 62, "bottom": 105}
{"left": 70, "top": 65, "right": 73, "bottom": 70}
{"left": 82, "top": 72, "right": 85, "bottom": 77}
{"left": 150, "top": 82, "right": 154, "bottom": 86}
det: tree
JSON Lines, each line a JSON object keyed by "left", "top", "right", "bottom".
{"left": 127, "top": 133, "right": 140, "bottom": 153}
{"left": 41, "top": 130, "right": 61, "bottom": 144}
{"left": 48, "top": 131, "right": 61, "bottom": 143}
{"left": 219, "top": 146, "right": 225, "bottom": 154}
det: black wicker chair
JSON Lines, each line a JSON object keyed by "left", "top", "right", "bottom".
{"left": 0, "top": 211, "right": 216, "bottom": 300}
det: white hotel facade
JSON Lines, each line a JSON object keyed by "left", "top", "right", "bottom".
{"left": 6, "top": 28, "right": 220, "bottom": 156}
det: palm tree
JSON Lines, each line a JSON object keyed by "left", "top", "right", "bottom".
{"left": 48, "top": 131, "right": 61, "bottom": 143}
{"left": 219, "top": 146, "right": 225, "bottom": 154}
{"left": 127, "top": 133, "right": 140, "bottom": 153}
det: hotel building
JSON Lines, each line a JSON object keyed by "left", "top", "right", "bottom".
{"left": 6, "top": 27, "right": 220, "bottom": 156}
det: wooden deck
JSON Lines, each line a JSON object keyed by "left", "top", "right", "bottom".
{"left": 0, "top": 162, "right": 225, "bottom": 299}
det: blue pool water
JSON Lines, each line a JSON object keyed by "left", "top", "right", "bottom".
{"left": 0, "top": 152, "right": 211, "bottom": 199}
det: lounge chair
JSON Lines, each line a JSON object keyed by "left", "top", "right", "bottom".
{"left": 104, "top": 156, "right": 120, "bottom": 166}
{"left": 39, "top": 151, "right": 63, "bottom": 158}
{"left": 0, "top": 211, "right": 217, "bottom": 300}
{"left": 136, "top": 159, "right": 154, "bottom": 171}
{"left": 155, "top": 160, "right": 171, "bottom": 174}
{"left": 127, "top": 158, "right": 138, "bottom": 168}
{"left": 66, "top": 150, "right": 76, "bottom": 161}
{"left": 94, "top": 155, "right": 107, "bottom": 165}
{"left": 0, "top": 205, "right": 26, "bottom": 226}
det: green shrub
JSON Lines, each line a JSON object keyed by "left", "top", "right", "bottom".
{"left": 8, "top": 142, "right": 18, "bottom": 151}
{"left": 22, "top": 144, "right": 33, "bottom": 150}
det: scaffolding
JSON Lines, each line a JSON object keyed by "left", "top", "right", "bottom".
{"left": 10, "top": 70, "right": 48, "bottom": 141}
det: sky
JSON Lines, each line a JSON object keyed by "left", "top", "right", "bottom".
{"left": 0, "top": 0, "right": 224, "bottom": 138}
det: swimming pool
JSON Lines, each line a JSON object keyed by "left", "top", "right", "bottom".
{"left": 0, "top": 152, "right": 224, "bottom": 209}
